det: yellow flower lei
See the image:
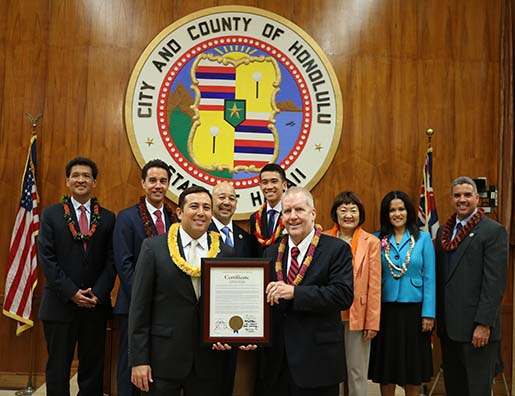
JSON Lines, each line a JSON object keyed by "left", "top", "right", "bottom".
{"left": 167, "top": 223, "right": 220, "bottom": 277}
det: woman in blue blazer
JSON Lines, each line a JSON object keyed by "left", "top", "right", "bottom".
{"left": 369, "top": 191, "right": 435, "bottom": 396}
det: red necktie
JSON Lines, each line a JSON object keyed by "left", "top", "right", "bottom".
{"left": 155, "top": 210, "right": 165, "bottom": 235}
{"left": 287, "top": 246, "right": 300, "bottom": 284}
{"left": 79, "top": 205, "right": 89, "bottom": 251}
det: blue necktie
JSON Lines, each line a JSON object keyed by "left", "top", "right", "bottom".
{"left": 267, "top": 209, "right": 277, "bottom": 236}
{"left": 452, "top": 222, "right": 463, "bottom": 239}
{"left": 221, "top": 226, "right": 234, "bottom": 248}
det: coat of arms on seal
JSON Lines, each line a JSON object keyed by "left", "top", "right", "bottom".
{"left": 125, "top": 6, "right": 342, "bottom": 219}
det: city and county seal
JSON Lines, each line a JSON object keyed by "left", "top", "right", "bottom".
{"left": 125, "top": 6, "right": 342, "bottom": 219}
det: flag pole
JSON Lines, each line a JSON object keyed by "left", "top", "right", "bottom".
{"left": 15, "top": 113, "right": 42, "bottom": 396}
{"left": 426, "top": 127, "right": 434, "bottom": 147}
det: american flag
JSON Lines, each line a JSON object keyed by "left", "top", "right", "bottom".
{"left": 3, "top": 135, "right": 39, "bottom": 335}
{"left": 418, "top": 147, "right": 439, "bottom": 240}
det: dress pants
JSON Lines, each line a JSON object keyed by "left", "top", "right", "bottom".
{"left": 43, "top": 310, "right": 106, "bottom": 396}
{"left": 341, "top": 321, "right": 371, "bottom": 396}
{"left": 150, "top": 369, "right": 224, "bottom": 396}
{"left": 440, "top": 334, "right": 497, "bottom": 396}
{"left": 255, "top": 350, "right": 339, "bottom": 396}
{"left": 117, "top": 314, "right": 141, "bottom": 396}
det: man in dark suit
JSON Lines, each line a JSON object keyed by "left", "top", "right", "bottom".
{"left": 209, "top": 181, "right": 255, "bottom": 395}
{"left": 255, "top": 187, "right": 354, "bottom": 396}
{"left": 129, "top": 186, "right": 235, "bottom": 396}
{"left": 38, "top": 157, "right": 116, "bottom": 396}
{"left": 210, "top": 181, "right": 254, "bottom": 257}
{"left": 435, "top": 176, "right": 508, "bottom": 396}
{"left": 249, "top": 163, "right": 287, "bottom": 255}
{"left": 113, "top": 159, "right": 176, "bottom": 396}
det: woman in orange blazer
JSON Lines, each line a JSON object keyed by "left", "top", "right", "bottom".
{"left": 324, "top": 191, "right": 381, "bottom": 396}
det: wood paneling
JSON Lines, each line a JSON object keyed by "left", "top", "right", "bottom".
{"left": 0, "top": 0, "right": 511, "bottom": 394}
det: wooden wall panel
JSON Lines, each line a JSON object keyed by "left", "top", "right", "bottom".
{"left": 0, "top": 0, "right": 511, "bottom": 393}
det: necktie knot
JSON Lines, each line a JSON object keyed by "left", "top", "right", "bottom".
{"left": 154, "top": 209, "right": 162, "bottom": 219}
{"left": 221, "top": 226, "right": 234, "bottom": 248}
{"left": 80, "top": 205, "right": 86, "bottom": 214}
{"left": 291, "top": 246, "right": 300, "bottom": 259}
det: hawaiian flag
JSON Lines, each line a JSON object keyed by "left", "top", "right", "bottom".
{"left": 3, "top": 135, "right": 40, "bottom": 335}
{"left": 196, "top": 62, "right": 236, "bottom": 111}
{"left": 233, "top": 112, "right": 275, "bottom": 168}
{"left": 418, "top": 147, "right": 439, "bottom": 240}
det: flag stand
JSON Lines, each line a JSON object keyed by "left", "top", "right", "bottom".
{"left": 14, "top": 113, "right": 42, "bottom": 396}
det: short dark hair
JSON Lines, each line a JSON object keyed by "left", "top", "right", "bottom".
{"left": 178, "top": 185, "right": 212, "bottom": 210}
{"left": 141, "top": 159, "right": 172, "bottom": 180}
{"left": 260, "top": 163, "right": 286, "bottom": 182}
{"left": 379, "top": 190, "right": 419, "bottom": 240}
{"left": 451, "top": 176, "right": 478, "bottom": 194}
{"left": 330, "top": 191, "right": 366, "bottom": 226}
{"left": 65, "top": 157, "right": 98, "bottom": 179}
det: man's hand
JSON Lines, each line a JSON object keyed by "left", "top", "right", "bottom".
{"left": 266, "top": 281, "right": 294, "bottom": 305}
{"left": 71, "top": 288, "right": 97, "bottom": 308}
{"left": 211, "top": 342, "right": 258, "bottom": 351}
{"left": 472, "top": 324, "right": 490, "bottom": 348}
{"left": 131, "top": 365, "right": 153, "bottom": 391}
{"left": 363, "top": 330, "right": 377, "bottom": 340}
{"left": 421, "top": 318, "right": 434, "bottom": 332}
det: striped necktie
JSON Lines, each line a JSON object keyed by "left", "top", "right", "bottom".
{"left": 287, "top": 246, "right": 300, "bottom": 285}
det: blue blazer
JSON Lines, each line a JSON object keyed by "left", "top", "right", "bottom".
{"left": 377, "top": 230, "right": 435, "bottom": 318}
{"left": 113, "top": 204, "right": 173, "bottom": 314}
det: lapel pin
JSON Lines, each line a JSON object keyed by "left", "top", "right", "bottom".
{"left": 238, "top": 234, "right": 243, "bottom": 239}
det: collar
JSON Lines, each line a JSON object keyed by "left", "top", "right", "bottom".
{"left": 212, "top": 216, "right": 232, "bottom": 232}
{"left": 179, "top": 226, "right": 208, "bottom": 251}
{"left": 456, "top": 209, "right": 478, "bottom": 228}
{"left": 71, "top": 196, "right": 90, "bottom": 213}
{"left": 266, "top": 201, "right": 282, "bottom": 213}
{"left": 145, "top": 198, "right": 164, "bottom": 217}
{"left": 389, "top": 229, "right": 411, "bottom": 250}
{"left": 288, "top": 228, "right": 315, "bottom": 256}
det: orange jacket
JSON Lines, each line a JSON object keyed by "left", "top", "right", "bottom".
{"left": 324, "top": 226, "right": 381, "bottom": 331}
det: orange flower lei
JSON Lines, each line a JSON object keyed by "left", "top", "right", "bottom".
{"left": 62, "top": 195, "right": 100, "bottom": 240}
{"left": 253, "top": 203, "right": 285, "bottom": 247}
{"left": 275, "top": 225, "right": 322, "bottom": 286}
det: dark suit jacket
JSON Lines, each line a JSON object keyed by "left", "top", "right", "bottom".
{"left": 208, "top": 220, "right": 255, "bottom": 258}
{"left": 113, "top": 204, "right": 174, "bottom": 314}
{"left": 38, "top": 202, "right": 116, "bottom": 321}
{"left": 257, "top": 234, "right": 354, "bottom": 389}
{"left": 249, "top": 206, "right": 281, "bottom": 257}
{"left": 128, "top": 231, "right": 231, "bottom": 380}
{"left": 435, "top": 216, "right": 508, "bottom": 342}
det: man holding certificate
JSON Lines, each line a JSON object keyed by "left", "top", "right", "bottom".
{"left": 255, "top": 187, "right": 354, "bottom": 396}
{"left": 129, "top": 186, "right": 232, "bottom": 396}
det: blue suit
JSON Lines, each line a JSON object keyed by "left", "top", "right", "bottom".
{"left": 378, "top": 230, "right": 435, "bottom": 318}
{"left": 113, "top": 204, "right": 174, "bottom": 396}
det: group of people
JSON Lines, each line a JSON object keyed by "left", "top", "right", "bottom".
{"left": 37, "top": 158, "right": 507, "bottom": 396}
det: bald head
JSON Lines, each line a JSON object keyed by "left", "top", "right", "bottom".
{"left": 212, "top": 182, "right": 237, "bottom": 225}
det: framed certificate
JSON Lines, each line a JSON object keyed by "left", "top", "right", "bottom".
{"left": 201, "top": 258, "right": 272, "bottom": 345}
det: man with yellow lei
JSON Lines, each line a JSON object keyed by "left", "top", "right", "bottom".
{"left": 129, "top": 186, "right": 233, "bottom": 396}
{"left": 255, "top": 187, "right": 354, "bottom": 396}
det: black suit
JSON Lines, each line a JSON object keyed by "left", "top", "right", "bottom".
{"left": 38, "top": 202, "right": 115, "bottom": 396}
{"left": 209, "top": 220, "right": 255, "bottom": 258}
{"left": 128, "top": 231, "right": 231, "bottom": 396}
{"left": 256, "top": 234, "right": 354, "bottom": 396}
{"left": 435, "top": 215, "right": 508, "bottom": 396}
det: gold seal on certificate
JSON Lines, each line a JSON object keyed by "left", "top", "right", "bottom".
{"left": 201, "top": 258, "right": 271, "bottom": 345}
{"left": 229, "top": 316, "right": 244, "bottom": 334}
